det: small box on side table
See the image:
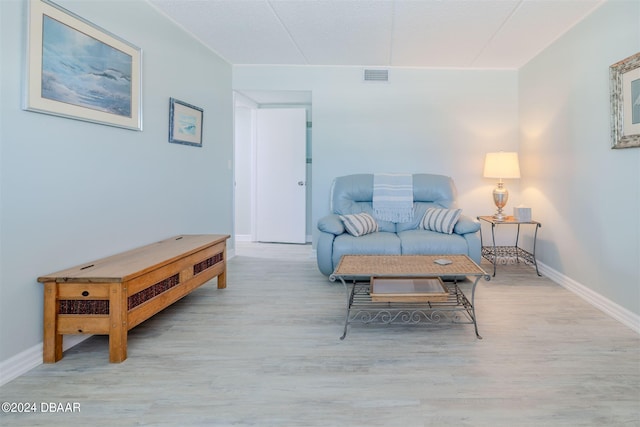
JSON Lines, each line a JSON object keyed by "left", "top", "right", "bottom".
{"left": 513, "top": 207, "right": 532, "bottom": 222}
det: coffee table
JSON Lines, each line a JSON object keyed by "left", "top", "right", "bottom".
{"left": 330, "top": 255, "right": 490, "bottom": 339}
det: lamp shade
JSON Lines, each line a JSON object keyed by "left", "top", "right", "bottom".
{"left": 483, "top": 152, "right": 520, "bottom": 179}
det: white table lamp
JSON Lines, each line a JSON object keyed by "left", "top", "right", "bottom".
{"left": 483, "top": 152, "right": 520, "bottom": 221}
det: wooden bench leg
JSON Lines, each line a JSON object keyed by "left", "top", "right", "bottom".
{"left": 43, "top": 282, "right": 63, "bottom": 363}
{"left": 109, "top": 283, "right": 127, "bottom": 363}
{"left": 217, "top": 268, "right": 227, "bottom": 289}
{"left": 217, "top": 247, "right": 227, "bottom": 289}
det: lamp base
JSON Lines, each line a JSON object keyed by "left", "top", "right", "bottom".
{"left": 492, "top": 182, "right": 509, "bottom": 222}
{"left": 492, "top": 212, "right": 507, "bottom": 221}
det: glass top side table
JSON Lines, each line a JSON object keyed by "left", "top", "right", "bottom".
{"left": 477, "top": 215, "right": 542, "bottom": 277}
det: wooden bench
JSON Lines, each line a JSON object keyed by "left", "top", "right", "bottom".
{"left": 37, "top": 234, "right": 229, "bottom": 363}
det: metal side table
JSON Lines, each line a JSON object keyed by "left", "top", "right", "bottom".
{"left": 477, "top": 215, "right": 542, "bottom": 277}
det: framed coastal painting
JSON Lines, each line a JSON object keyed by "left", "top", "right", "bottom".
{"left": 24, "top": 0, "right": 142, "bottom": 130}
{"left": 168, "top": 98, "right": 203, "bottom": 147}
{"left": 610, "top": 52, "right": 640, "bottom": 148}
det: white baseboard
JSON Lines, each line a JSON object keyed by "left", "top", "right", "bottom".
{"left": 0, "top": 343, "right": 41, "bottom": 387}
{"left": 0, "top": 335, "right": 90, "bottom": 386}
{"left": 2, "top": 261, "right": 637, "bottom": 385}
{"left": 235, "top": 234, "right": 313, "bottom": 243}
{"left": 538, "top": 261, "right": 640, "bottom": 334}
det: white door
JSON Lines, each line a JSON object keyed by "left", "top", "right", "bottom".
{"left": 256, "top": 108, "right": 306, "bottom": 243}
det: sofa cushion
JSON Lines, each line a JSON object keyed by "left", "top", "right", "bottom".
{"left": 339, "top": 213, "right": 379, "bottom": 236}
{"left": 317, "top": 214, "right": 345, "bottom": 235}
{"left": 453, "top": 215, "right": 481, "bottom": 234}
{"left": 412, "top": 174, "right": 457, "bottom": 208}
{"left": 332, "top": 232, "right": 402, "bottom": 269}
{"left": 329, "top": 174, "right": 396, "bottom": 232}
{"left": 398, "top": 229, "right": 469, "bottom": 255}
{"left": 420, "top": 208, "right": 462, "bottom": 234}
{"left": 395, "top": 202, "right": 443, "bottom": 232}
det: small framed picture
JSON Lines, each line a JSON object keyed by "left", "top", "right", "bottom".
{"left": 168, "top": 98, "right": 203, "bottom": 147}
{"left": 610, "top": 52, "right": 640, "bottom": 149}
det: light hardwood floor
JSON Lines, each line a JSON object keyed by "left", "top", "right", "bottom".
{"left": 1, "top": 243, "right": 639, "bottom": 426}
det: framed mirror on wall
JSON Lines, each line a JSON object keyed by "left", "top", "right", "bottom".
{"left": 610, "top": 52, "right": 640, "bottom": 149}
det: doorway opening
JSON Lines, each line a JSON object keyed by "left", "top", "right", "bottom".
{"left": 233, "top": 90, "right": 312, "bottom": 244}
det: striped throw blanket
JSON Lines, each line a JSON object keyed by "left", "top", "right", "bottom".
{"left": 372, "top": 173, "right": 414, "bottom": 223}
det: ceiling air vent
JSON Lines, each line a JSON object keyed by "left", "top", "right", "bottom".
{"left": 363, "top": 69, "right": 389, "bottom": 82}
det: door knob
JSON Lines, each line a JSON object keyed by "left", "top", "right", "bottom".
{"left": 298, "top": 181, "right": 305, "bottom": 186}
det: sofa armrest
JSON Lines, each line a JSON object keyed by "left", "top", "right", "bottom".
{"left": 316, "top": 231, "right": 337, "bottom": 276}
{"left": 454, "top": 214, "right": 480, "bottom": 234}
{"left": 317, "top": 214, "right": 345, "bottom": 235}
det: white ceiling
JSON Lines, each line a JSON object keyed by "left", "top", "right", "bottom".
{"left": 148, "top": 0, "right": 604, "bottom": 69}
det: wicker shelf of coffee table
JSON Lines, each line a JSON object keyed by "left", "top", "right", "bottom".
{"left": 370, "top": 276, "right": 449, "bottom": 303}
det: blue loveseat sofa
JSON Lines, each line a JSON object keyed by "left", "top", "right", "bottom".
{"left": 316, "top": 173, "right": 481, "bottom": 276}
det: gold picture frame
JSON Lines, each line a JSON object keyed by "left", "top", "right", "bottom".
{"left": 24, "top": 0, "right": 142, "bottom": 131}
{"left": 610, "top": 52, "right": 640, "bottom": 149}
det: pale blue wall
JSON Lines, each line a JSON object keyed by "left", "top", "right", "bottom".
{"left": 519, "top": 0, "right": 640, "bottom": 315}
{"left": 0, "top": 0, "right": 233, "bottom": 362}
{"left": 233, "top": 66, "right": 520, "bottom": 244}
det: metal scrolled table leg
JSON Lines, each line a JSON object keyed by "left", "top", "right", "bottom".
{"left": 490, "top": 222, "right": 497, "bottom": 276}
{"left": 331, "top": 274, "right": 353, "bottom": 340}
{"left": 515, "top": 224, "right": 521, "bottom": 264}
{"left": 470, "top": 273, "right": 491, "bottom": 339}
{"left": 533, "top": 223, "right": 542, "bottom": 276}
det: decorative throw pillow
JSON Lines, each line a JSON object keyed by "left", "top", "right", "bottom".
{"left": 420, "top": 208, "right": 462, "bottom": 234}
{"left": 339, "top": 213, "right": 379, "bottom": 237}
